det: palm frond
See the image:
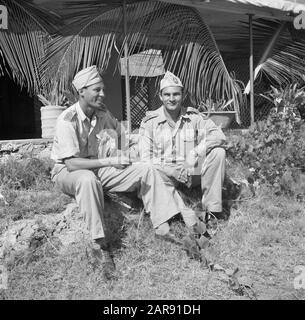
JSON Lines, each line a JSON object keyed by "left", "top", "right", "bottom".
{"left": 60, "top": 0, "right": 146, "bottom": 20}
{"left": 40, "top": 6, "right": 122, "bottom": 103}
{"left": 0, "top": 0, "right": 61, "bottom": 94}
{"left": 120, "top": 1, "right": 244, "bottom": 120}
{"left": 43, "top": 0, "right": 243, "bottom": 122}
{"left": 240, "top": 19, "right": 305, "bottom": 89}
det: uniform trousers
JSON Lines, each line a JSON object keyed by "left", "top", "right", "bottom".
{"left": 52, "top": 163, "right": 181, "bottom": 240}
{"left": 155, "top": 147, "right": 226, "bottom": 214}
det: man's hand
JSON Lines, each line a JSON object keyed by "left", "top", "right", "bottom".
{"left": 127, "top": 133, "right": 140, "bottom": 146}
{"left": 107, "top": 155, "right": 130, "bottom": 169}
{"left": 184, "top": 149, "right": 199, "bottom": 168}
{"left": 167, "top": 165, "right": 189, "bottom": 184}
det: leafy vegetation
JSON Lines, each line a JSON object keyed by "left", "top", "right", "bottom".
{"left": 198, "top": 98, "right": 234, "bottom": 112}
{"left": 261, "top": 83, "right": 305, "bottom": 116}
{"left": 0, "top": 157, "right": 52, "bottom": 190}
{"left": 0, "top": 156, "right": 71, "bottom": 220}
{"left": 0, "top": 0, "right": 60, "bottom": 94}
{"left": 228, "top": 109, "right": 305, "bottom": 197}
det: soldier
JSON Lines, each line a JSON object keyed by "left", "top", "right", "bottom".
{"left": 51, "top": 66, "right": 183, "bottom": 280}
{"left": 139, "top": 71, "right": 227, "bottom": 236}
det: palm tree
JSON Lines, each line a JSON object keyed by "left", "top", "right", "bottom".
{"left": 235, "top": 18, "right": 305, "bottom": 92}
{"left": 3, "top": 1, "right": 305, "bottom": 125}
{"left": 0, "top": 0, "right": 60, "bottom": 95}
{"left": 41, "top": 0, "right": 244, "bottom": 123}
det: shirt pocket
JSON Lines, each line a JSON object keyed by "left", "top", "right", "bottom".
{"left": 153, "top": 128, "right": 170, "bottom": 155}
{"left": 178, "top": 128, "right": 196, "bottom": 156}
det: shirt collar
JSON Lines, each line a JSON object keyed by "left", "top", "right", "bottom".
{"left": 156, "top": 107, "right": 167, "bottom": 123}
{"left": 76, "top": 102, "right": 106, "bottom": 122}
{"left": 76, "top": 102, "right": 88, "bottom": 122}
{"left": 157, "top": 106, "right": 191, "bottom": 124}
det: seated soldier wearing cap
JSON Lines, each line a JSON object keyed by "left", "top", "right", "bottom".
{"left": 51, "top": 66, "right": 186, "bottom": 280}
{"left": 139, "top": 71, "right": 227, "bottom": 236}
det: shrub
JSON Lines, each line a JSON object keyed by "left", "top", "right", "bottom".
{"left": 0, "top": 156, "right": 71, "bottom": 221}
{"left": 0, "top": 189, "right": 71, "bottom": 220}
{"left": 261, "top": 83, "right": 305, "bottom": 118}
{"left": 228, "top": 109, "right": 305, "bottom": 196}
{"left": 0, "top": 157, "right": 52, "bottom": 190}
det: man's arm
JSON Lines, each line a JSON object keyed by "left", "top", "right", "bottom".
{"left": 64, "top": 156, "right": 130, "bottom": 172}
{"left": 53, "top": 116, "right": 129, "bottom": 172}
{"left": 194, "top": 118, "right": 226, "bottom": 156}
{"left": 185, "top": 117, "right": 226, "bottom": 168}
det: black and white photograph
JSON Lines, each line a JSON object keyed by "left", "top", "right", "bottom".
{"left": 0, "top": 0, "right": 305, "bottom": 304}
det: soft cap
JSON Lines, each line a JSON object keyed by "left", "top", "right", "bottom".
{"left": 72, "top": 65, "right": 103, "bottom": 91}
{"left": 160, "top": 71, "right": 183, "bottom": 91}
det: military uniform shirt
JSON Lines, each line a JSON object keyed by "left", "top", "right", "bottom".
{"left": 139, "top": 106, "right": 226, "bottom": 164}
{"left": 51, "top": 102, "right": 121, "bottom": 174}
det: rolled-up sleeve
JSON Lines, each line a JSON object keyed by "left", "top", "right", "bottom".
{"left": 195, "top": 118, "right": 226, "bottom": 157}
{"left": 51, "top": 119, "right": 80, "bottom": 162}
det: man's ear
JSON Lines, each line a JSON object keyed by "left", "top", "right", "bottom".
{"left": 78, "top": 88, "right": 85, "bottom": 97}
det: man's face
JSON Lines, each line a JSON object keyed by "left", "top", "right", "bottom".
{"left": 80, "top": 81, "right": 106, "bottom": 111}
{"left": 159, "top": 86, "right": 183, "bottom": 113}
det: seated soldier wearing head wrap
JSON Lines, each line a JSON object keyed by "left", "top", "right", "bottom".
{"left": 51, "top": 66, "right": 186, "bottom": 280}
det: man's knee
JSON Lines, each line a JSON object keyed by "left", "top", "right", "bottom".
{"left": 207, "top": 147, "right": 226, "bottom": 162}
{"left": 76, "top": 170, "right": 99, "bottom": 188}
{"left": 198, "top": 147, "right": 226, "bottom": 176}
{"left": 133, "top": 162, "right": 155, "bottom": 174}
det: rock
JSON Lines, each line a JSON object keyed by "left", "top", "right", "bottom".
{"left": 213, "top": 264, "right": 226, "bottom": 272}
{"left": 0, "top": 201, "right": 90, "bottom": 261}
{"left": 18, "top": 143, "right": 34, "bottom": 155}
{"left": 0, "top": 191, "right": 134, "bottom": 265}
{"left": 37, "top": 146, "right": 52, "bottom": 160}
{"left": 0, "top": 143, "right": 19, "bottom": 154}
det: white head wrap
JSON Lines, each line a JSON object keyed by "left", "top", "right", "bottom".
{"left": 72, "top": 65, "right": 103, "bottom": 91}
{"left": 160, "top": 71, "right": 183, "bottom": 91}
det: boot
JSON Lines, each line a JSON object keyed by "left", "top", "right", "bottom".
{"left": 93, "top": 239, "right": 116, "bottom": 280}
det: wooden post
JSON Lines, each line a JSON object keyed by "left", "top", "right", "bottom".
{"left": 249, "top": 14, "right": 255, "bottom": 126}
{"left": 123, "top": 0, "right": 131, "bottom": 133}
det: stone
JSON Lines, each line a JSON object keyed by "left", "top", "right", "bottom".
{"left": 0, "top": 200, "right": 90, "bottom": 261}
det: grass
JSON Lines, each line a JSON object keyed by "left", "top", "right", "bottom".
{"left": 0, "top": 156, "right": 305, "bottom": 300}
{"left": 211, "top": 188, "right": 305, "bottom": 300}
{"left": 0, "top": 156, "right": 71, "bottom": 222}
